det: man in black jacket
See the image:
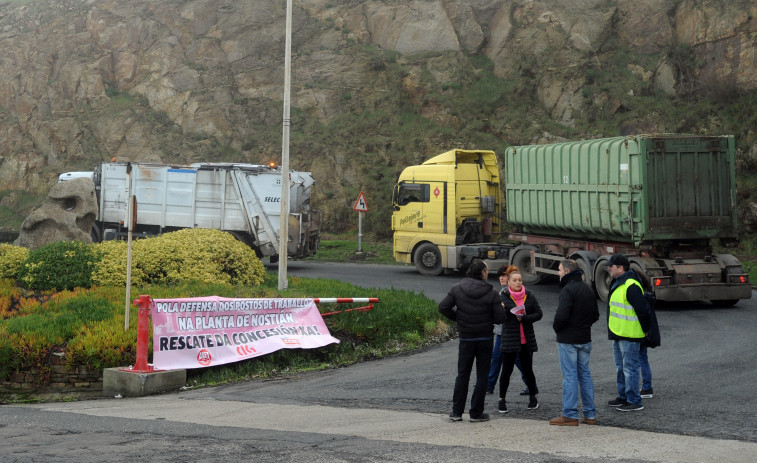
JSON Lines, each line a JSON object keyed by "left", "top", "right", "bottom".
{"left": 439, "top": 259, "right": 506, "bottom": 422}
{"left": 549, "top": 259, "right": 600, "bottom": 426}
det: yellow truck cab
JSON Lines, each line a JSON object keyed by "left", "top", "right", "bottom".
{"left": 391, "top": 149, "right": 509, "bottom": 275}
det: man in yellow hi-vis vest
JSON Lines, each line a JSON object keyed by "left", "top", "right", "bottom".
{"left": 605, "top": 254, "right": 651, "bottom": 412}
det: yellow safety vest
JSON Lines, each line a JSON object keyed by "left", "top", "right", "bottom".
{"left": 608, "top": 279, "right": 645, "bottom": 339}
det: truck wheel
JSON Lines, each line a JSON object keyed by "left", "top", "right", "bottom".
{"left": 627, "top": 261, "right": 651, "bottom": 289}
{"left": 510, "top": 247, "right": 541, "bottom": 285}
{"left": 90, "top": 226, "right": 102, "bottom": 243}
{"left": 593, "top": 257, "right": 612, "bottom": 302}
{"left": 575, "top": 257, "right": 593, "bottom": 287}
{"left": 414, "top": 243, "right": 443, "bottom": 276}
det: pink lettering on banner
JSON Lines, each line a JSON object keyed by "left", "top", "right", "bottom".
{"left": 151, "top": 297, "right": 340, "bottom": 370}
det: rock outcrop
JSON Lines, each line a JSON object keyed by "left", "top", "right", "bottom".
{"left": 0, "top": 0, "right": 756, "bottom": 235}
{"left": 14, "top": 178, "right": 98, "bottom": 249}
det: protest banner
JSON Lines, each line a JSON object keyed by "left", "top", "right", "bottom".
{"left": 151, "top": 296, "right": 340, "bottom": 370}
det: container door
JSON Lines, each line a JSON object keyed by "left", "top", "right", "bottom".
{"left": 644, "top": 136, "right": 736, "bottom": 241}
{"left": 234, "top": 170, "right": 278, "bottom": 255}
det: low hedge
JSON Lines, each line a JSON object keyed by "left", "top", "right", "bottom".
{"left": 3, "top": 228, "right": 267, "bottom": 291}
{"left": 0, "top": 243, "right": 28, "bottom": 279}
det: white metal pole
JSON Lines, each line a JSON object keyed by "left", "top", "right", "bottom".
{"left": 358, "top": 211, "right": 363, "bottom": 252}
{"left": 125, "top": 195, "right": 136, "bottom": 331}
{"left": 278, "top": 0, "right": 292, "bottom": 290}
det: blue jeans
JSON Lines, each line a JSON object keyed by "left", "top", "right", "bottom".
{"left": 613, "top": 340, "right": 642, "bottom": 405}
{"left": 558, "top": 342, "right": 595, "bottom": 419}
{"left": 453, "top": 338, "right": 493, "bottom": 417}
{"left": 487, "top": 334, "right": 502, "bottom": 391}
{"left": 639, "top": 345, "right": 652, "bottom": 390}
{"left": 487, "top": 335, "right": 532, "bottom": 392}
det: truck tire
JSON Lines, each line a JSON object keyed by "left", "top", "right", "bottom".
{"left": 90, "top": 226, "right": 102, "bottom": 243}
{"left": 575, "top": 257, "right": 593, "bottom": 287}
{"left": 510, "top": 247, "right": 542, "bottom": 285}
{"left": 593, "top": 256, "right": 612, "bottom": 302}
{"left": 414, "top": 243, "right": 443, "bottom": 276}
{"left": 630, "top": 262, "right": 651, "bottom": 290}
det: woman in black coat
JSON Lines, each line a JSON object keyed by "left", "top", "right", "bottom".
{"left": 498, "top": 266, "right": 543, "bottom": 413}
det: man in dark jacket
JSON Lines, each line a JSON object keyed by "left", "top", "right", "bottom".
{"left": 549, "top": 259, "right": 600, "bottom": 426}
{"left": 606, "top": 254, "right": 651, "bottom": 412}
{"left": 439, "top": 259, "right": 506, "bottom": 422}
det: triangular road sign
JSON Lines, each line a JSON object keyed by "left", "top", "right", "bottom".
{"left": 353, "top": 191, "right": 369, "bottom": 212}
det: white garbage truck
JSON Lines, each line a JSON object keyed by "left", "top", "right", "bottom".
{"left": 72, "top": 161, "right": 320, "bottom": 261}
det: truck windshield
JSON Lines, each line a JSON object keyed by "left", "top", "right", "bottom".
{"left": 395, "top": 183, "right": 429, "bottom": 206}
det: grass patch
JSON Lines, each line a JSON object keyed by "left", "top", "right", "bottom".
{"left": 187, "top": 274, "right": 451, "bottom": 388}
{"left": 307, "top": 235, "right": 396, "bottom": 264}
{"left": 0, "top": 206, "right": 24, "bottom": 231}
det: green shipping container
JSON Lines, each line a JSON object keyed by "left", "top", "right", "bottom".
{"left": 504, "top": 134, "right": 737, "bottom": 246}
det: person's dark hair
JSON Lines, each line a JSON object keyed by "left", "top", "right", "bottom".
{"left": 467, "top": 259, "right": 488, "bottom": 280}
{"left": 496, "top": 264, "right": 508, "bottom": 277}
{"left": 560, "top": 259, "right": 578, "bottom": 273}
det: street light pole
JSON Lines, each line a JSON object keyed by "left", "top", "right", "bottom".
{"left": 278, "top": 0, "right": 292, "bottom": 290}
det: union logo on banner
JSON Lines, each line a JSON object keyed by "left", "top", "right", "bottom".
{"left": 197, "top": 349, "right": 212, "bottom": 366}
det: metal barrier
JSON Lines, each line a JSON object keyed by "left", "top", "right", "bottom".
{"left": 314, "top": 298, "right": 379, "bottom": 316}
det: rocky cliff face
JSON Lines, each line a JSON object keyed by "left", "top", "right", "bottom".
{"left": 1, "top": 0, "right": 756, "bottom": 234}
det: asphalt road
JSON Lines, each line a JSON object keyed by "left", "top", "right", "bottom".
{"left": 283, "top": 262, "right": 757, "bottom": 441}
{"left": 2, "top": 261, "right": 756, "bottom": 462}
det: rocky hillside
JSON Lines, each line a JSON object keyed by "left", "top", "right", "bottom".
{"left": 1, "top": 0, "right": 757, "bottom": 239}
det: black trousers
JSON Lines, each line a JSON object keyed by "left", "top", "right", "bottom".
{"left": 452, "top": 338, "right": 493, "bottom": 417}
{"left": 499, "top": 343, "right": 538, "bottom": 399}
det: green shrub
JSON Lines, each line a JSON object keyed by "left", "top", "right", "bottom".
{"left": 92, "top": 229, "right": 267, "bottom": 287}
{"left": 0, "top": 287, "right": 119, "bottom": 377}
{"left": 17, "top": 241, "right": 100, "bottom": 291}
{"left": 0, "top": 244, "right": 29, "bottom": 279}
{"left": 91, "top": 240, "right": 148, "bottom": 287}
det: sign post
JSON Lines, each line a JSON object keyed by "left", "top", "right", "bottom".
{"left": 353, "top": 191, "right": 369, "bottom": 252}
{"left": 125, "top": 195, "right": 137, "bottom": 331}
{"left": 277, "top": 0, "right": 293, "bottom": 291}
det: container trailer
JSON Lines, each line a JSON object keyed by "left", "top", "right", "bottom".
{"left": 392, "top": 135, "right": 751, "bottom": 304}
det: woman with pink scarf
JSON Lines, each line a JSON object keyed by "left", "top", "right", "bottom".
{"left": 497, "top": 265, "right": 543, "bottom": 414}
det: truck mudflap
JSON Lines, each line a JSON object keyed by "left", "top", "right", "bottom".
{"left": 653, "top": 284, "right": 752, "bottom": 302}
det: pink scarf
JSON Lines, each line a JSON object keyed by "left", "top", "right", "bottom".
{"left": 509, "top": 286, "right": 527, "bottom": 344}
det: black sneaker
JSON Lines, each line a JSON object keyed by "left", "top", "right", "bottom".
{"left": 519, "top": 388, "right": 530, "bottom": 396}
{"left": 498, "top": 399, "right": 508, "bottom": 414}
{"left": 448, "top": 413, "right": 462, "bottom": 421}
{"left": 608, "top": 397, "right": 627, "bottom": 407}
{"left": 617, "top": 403, "right": 644, "bottom": 412}
{"left": 469, "top": 413, "right": 490, "bottom": 422}
{"left": 486, "top": 389, "right": 494, "bottom": 394}
{"left": 640, "top": 389, "right": 654, "bottom": 399}
{"left": 527, "top": 396, "right": 539, "bottom": 410}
